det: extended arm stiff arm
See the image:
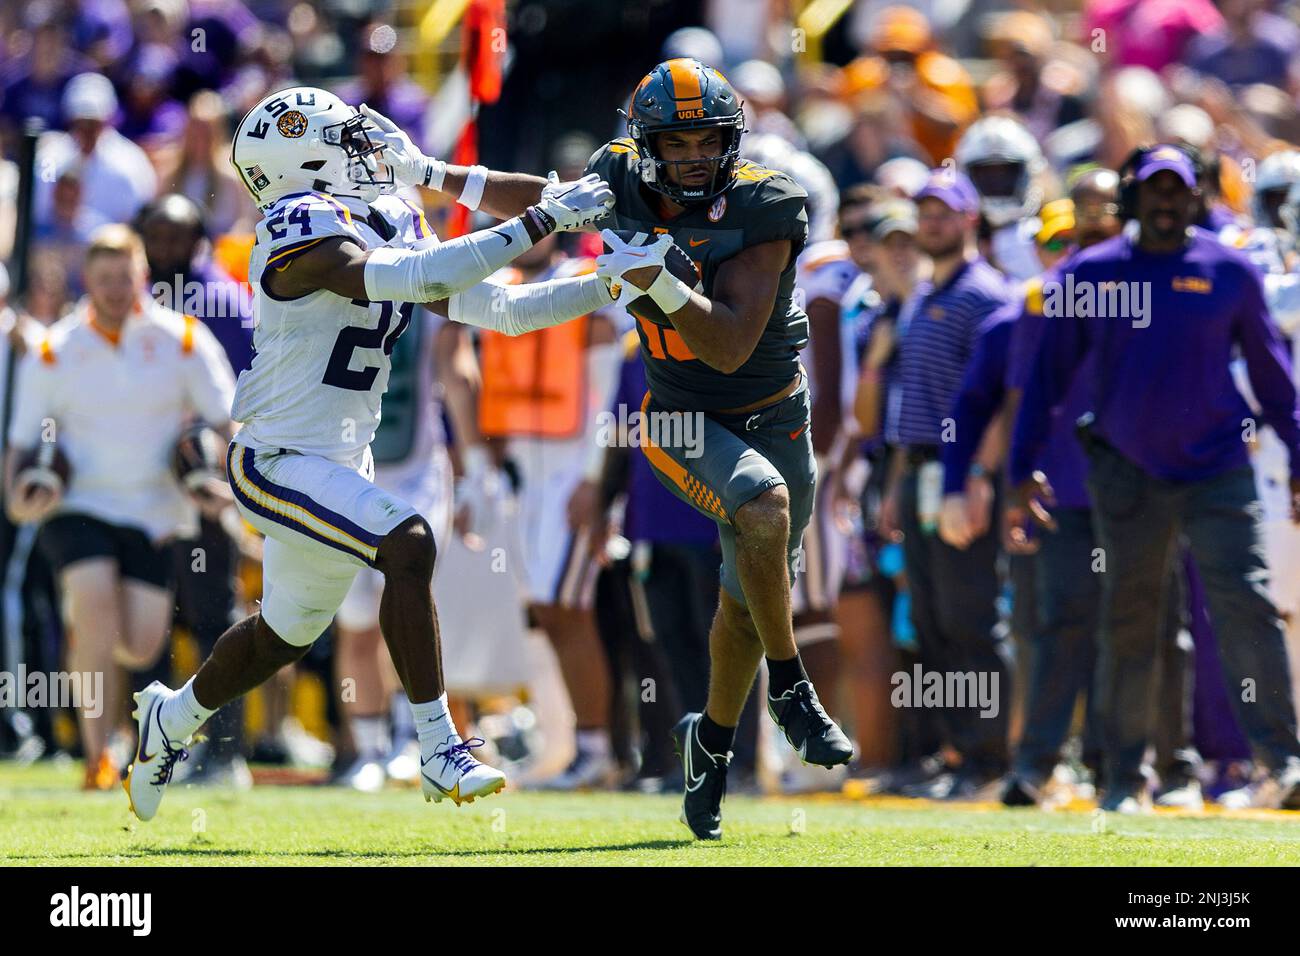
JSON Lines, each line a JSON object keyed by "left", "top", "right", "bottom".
{"left": 447, "top": 273, "right": 614, "bottom": 337}
{"left": 362, "top": 217, "right": 537, "bottom": 303}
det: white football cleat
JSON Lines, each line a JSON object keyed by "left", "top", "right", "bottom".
{"left": 420, "top": 736, "right": 506, "bottom": 806}
{"left": 123, "top": 681, "right": 191, "bottom": 822}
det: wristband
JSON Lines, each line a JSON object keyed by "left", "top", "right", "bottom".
{"left": 423, "top": 158, "right": 448, "bottom": 192}
{"left": 645, "top": 267, "right": 692, "bottom": 315}
{"left": 458, "top": 165, "right": 489, "bottom": 211}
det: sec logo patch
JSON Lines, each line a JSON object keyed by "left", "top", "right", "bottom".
{"left": 277, "top": 110, "right": 309, "bottom": 138}
{"left": 708, "top": 195, "right": 726, "bottom": 222}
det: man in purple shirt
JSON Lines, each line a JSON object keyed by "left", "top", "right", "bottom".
{"left": 1011, "top": 145, "right": 1300, "bottom": 810}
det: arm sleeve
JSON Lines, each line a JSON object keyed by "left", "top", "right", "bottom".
{"left": 184, "top": 319, "right": 237, "bottom": 426}
{"left": 1237, "top": 266, "right": 1300, "bottom": 468}
{"left": 362, "top": 217, "right": 535, "bottom": 303}
{"left": 446, "top": 272, "right": 614, "bottom": 336}
{"left": 940, "top": 312, "right": 1014, "bottom": 495}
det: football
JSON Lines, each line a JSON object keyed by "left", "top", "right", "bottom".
{"left": 602, "top": 228, "right": 702, "bottom": 326}
{"left": 171, "top": 422, "right": 224, "bottom": 491}
{"left": 14, "top": 441, "right": 71, "bottom": 497}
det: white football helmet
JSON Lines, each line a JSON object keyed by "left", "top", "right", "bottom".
{"left": 1252, "top": 150, "right": 1300, "bottom": 229}
{"left": 230, "top": 86, "right": 395, "bottom": 208}
{"left": 954, "top": 116, "right": 1046, "bottom": 228}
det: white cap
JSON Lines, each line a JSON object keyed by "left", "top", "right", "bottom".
{"left": 62, "top": 72, "right": 117, "bottom": 122}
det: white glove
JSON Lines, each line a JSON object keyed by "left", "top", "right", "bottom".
{"left": 596, "top": 228, "right": 672, "bottom": 299}
{"left": 531, "top": 171, "right": 614, "bottom": 233}
{"left": 360, "top": 103, "right": 445, "bottom": 189}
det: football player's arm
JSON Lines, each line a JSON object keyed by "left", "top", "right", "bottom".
{"left": 267, "top": 211, "right": 551, "bottom": 302}
{"left": 438, "top": 167, "right": 549, "bottom": 222}
{"left": 637, "top": 239, "right": 790, "bottom": 375}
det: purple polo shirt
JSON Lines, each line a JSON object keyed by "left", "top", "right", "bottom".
{"left": 1011, "top": 228, "right": 1300, "bottom": 485}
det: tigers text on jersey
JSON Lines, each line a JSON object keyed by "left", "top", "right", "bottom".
{"left": 232, "top": 190, "right": 435, "bottom": 460}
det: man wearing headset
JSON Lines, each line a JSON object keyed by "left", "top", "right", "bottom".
{"left": 1010, "top": 144, "right": 1300, "bottom": 811}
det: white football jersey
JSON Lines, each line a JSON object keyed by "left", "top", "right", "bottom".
{"left": 232, "top": 190, "right": 436, "bottom": 461}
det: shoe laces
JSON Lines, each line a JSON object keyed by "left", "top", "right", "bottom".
{"left": 787, "top": 682, "right": 829, "bottom": 725}
{"left": 151, "top": 737, "right": 189, "bottom": 787}
{"left": 435, "top": 737, "right": 485, "bottom": 776}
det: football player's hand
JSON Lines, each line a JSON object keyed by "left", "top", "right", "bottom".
{"left": 360, "top": 103, "right": 438, "bottom": 188}
{"left": 532, "top": 171, "right": 614, "bottom": 233}
{"left": 9, "top": 478, "right": 61, "bottom": 525}
{"left": 597, "top": 229, "right": 673, "bottom": 300}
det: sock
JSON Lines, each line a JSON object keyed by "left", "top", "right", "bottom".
{"left": 411, "top": 694, "right": 456, "bottom": 753}
{"left": 766, "top": 654, "right": 808, "bottom": 698}
{"left": 352, "top": 715, "right": 389, "bottom": 760}
{"left": 390, "top": 690, "right": 415, "bottom": 744}
{"left": 158, "top": 678, "right": 215, "bottom": 742}
{"left": 575, "top": 728, "right": 611, "bottom": 757}
{"left": 697, "top": 713, "right": 736, "bottom": 757}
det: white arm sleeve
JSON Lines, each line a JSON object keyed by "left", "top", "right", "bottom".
{"left": 363, "top": 217, "right": 534, "bottom": 303}
{"left": 447, "top": 273, "right": 614, "bottom": 337}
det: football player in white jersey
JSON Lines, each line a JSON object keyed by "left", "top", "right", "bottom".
{"left": 121, "top": 86, "right": 653, "bottom": 820}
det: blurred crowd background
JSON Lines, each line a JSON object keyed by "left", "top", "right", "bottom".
{"left": 4, "top": 0, "right": 1300, "bottom": 809}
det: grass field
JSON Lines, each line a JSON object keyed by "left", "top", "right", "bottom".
{"left": 4, "top": 762, "right": 1300, "bottom": 865}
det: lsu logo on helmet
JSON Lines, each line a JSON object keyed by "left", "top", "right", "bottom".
{"left": 276, "top": 110, "right": 309, "bottom": 138}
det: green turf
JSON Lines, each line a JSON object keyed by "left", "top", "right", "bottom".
{"left": 3, "top": 761, "right": 1300, "bottom": 865}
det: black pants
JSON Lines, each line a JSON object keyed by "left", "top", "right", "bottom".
{"left": 1084, "top": 435, "right": 1300, "bottom": 795}
{"left": 898, "top": 465, "right": 1010, "bottom": 775}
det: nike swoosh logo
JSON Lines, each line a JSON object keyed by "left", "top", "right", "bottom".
{"left": 422, "top": 770, "right": 452, "bottom": 794}
{"left": 689, "top": 237, "right": 709, "bottom": 247}
{"left": 491, "top": 228, "right": 513, "bottom": 246}
{"left": 138, "top": 699, "right": 160, "bottom": 763}
{"left": 683, "top": 720, "right": 708, "bottom": 792}
{"left": 789, "top": 422, "right": 809, "bottom": 440}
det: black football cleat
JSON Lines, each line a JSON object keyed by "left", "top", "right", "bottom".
{"left": 768, "top": 680, "right": 854, "bottom": 768}
{"left": 671, "top": 713, "right": 729, "bottom": 841}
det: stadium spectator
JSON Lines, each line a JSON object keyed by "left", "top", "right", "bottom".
{"left": 159, "top": 90, "right": 256, "bottom": 238}
{"left": 1083, "top": 0, "right": 1224, "bottom": 73}
{"left": 1011, "top": 145, "right": 1300, "bottom": 811}
{"left": 1186, "top": 0, "right": 1300, "bottom": 90}
{"left": 31, "top": 163, "right": 104, "bottom": 300}
{"left": 4, "top": 224, "right": 235, "bottom": 790}
{"left": 334, "top": 22, "right": 433, "bottom": 152}
{"left": 0, "top": 5, "right": 88, "bottom": 141}
{"left": 35, "top": 73, "right": 158, "bottom": 233}
{"left": 980, "top": 12, "right": 1087, "bottom": 144}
